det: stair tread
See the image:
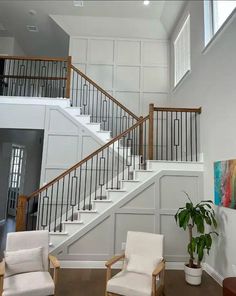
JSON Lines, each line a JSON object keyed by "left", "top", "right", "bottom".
{"left": 77, "top": 209, "right": 97, "bottom": 213}
{"left": 135, "top": 169, "right": 154, "bottom": 172}
{"left": 49, "top": 231, "right": 68, "bottom": 235}
{"left": 93, "top": 199, "right": 112, "bottom": 202}
{"left": 106, "top": 189, "right": 127, "bottom": 192}
{"left": 120, "top": 179, "right": 140, "bottom": 183}
{"left": 63, "top": 220, "right": 84, "bottom": 224}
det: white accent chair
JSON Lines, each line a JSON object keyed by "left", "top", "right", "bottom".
{"left": 0, "top": 230, "right": 60, "bottom": 296}
{"left": 105, "top": 231, "right": 165, "bottom": 296}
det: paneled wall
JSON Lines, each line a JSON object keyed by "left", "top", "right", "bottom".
{"left": 70, "top": 37, "right": 169, "bottom": 116}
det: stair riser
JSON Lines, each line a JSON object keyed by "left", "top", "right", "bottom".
{"left": 78, "top": 212, "right": 98, "bottom": 223}
{"left": 97, "top": 132, "right": 111, "bottom": 141}
{"left": 107, "top": 191, "right": 126, "bottom": 201}
{"left": 67, "top": 109, "right": 81, "bottom": 116}
{"left": 75, "top": 116, "right": 91, "bottom": 124}
{"left": 63, "top": 223, "right": 84, "bottom": 235}
{"left": 86, "top": 124, "right": 101, "bottom": 132}
{"left": 93, "top": 201, "right": 112, "bottom": 212}
{"left": 135, "top": 171, "right": 154, "bottom": 181}
{"left": 121, "top": 182, "right": 140, "bottom": 191}
{"left": 50, "top": 234, "right": 68, "bottom": 246}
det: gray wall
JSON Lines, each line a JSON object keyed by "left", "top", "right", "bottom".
{"left": 53, "top": 170, "right": 203, "bottom": 263}
{"left": 0, "top": 129, "right": 43, "bottom": 221}
{"left": 169, "top": 1, "right": 236, "bottom": 277}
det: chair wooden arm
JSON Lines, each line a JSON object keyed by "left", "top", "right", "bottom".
{"left": 152, "top": 260, "right": 165, "bottom": 277}
{"left": 48, "top": 255, "right": 60, "bottom": 286}
{"left": 0, "top": 260, "right": 5, "bottom": 296}
{"left": 49, "top": 255, "right": 60, "bottom": 269}
{"left": 105, "top": 254, "right": 125, "bottom": 268}
{"left": 152, "top": 260, "right": 165, "bottom": 296}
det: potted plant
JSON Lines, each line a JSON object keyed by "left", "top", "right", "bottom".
{"left": 175, "top": 191, "right": 218, "bottom": 285}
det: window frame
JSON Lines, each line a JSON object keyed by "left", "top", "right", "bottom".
{"left": 173, "top": 13, "right": 191, "bottom": 88}
{"left": 204, "top": 0, "right": 236, "bottom": 46}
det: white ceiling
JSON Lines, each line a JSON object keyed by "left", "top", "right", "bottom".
{"left": 0, "top": 0, "right": 186, "bottom": 57}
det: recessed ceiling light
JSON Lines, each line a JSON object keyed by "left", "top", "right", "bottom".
{"left": 26, "top": 25, "right": 39, "bottom": 32}
{"left": 73, "top": 1, "right": 83, "bottom": 7}
{"left": 143, "top": 0, "right": 150, "bottom": 6}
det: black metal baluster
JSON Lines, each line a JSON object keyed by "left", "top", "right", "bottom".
{"left": 83, "top": 161, "right": 88, "bottom": 210}
{"left": 161, "top": 111, "right": 163, "bottom": 160}
{"left": 195, "top": 112, "right": 198, "bottom": 161}
{"left": 190, "top": 112, "right": 193, "bottom": 161}
{"left": 171, "top": 112, "right": 173, "bottom": 160}
{"left": 77, "top": 166, "right": 82, "bottom": 210}
{"left": 59, "top": 177, "right": 65, "bottom": 232}
{"left": 89, "top": 158, "right": 94, "bottom": 208}
{"left": 65, "top": 173, "right": 71, "bottom": 221}
{"left": 185, "top": 112, "right": 188, "bottom": 161}
{"left": 54, "top": 181, "right": 59, "bottom": 231}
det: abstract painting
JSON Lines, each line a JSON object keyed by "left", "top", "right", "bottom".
{"left": 214, "top": 159, "right": 236, "bottom": 209}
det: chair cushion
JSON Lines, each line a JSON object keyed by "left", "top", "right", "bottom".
{"left": 127, "top": 254, "right": 162, "bottom": 275}
{"left": 107, "top": 270, "right": 152, "bottom": 296}
{"left": 3, "top": 271, "right": 54, "bottom": 296}
{"left": 5, "top": 247, "right": 44, "bottom": 277}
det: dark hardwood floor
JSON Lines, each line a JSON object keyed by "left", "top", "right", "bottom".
{"left": 55, "top": 268, "right": 222, "bottom": 296}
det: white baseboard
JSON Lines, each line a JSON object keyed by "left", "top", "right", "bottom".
{"left": 203, "top": 263, "right": 224, "bottom": 286}
{"left": 59, "top": 260, "right": 185, "bottom": 270}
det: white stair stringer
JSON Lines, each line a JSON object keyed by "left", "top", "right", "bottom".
{"left": 49, "top": 161, "right": 204, "bottom": 252}
{"left": 64, "top": 107, "right": 112, "bottom": 143}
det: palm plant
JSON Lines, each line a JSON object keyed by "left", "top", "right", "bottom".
{"left": 175, "top": 192, "right": 218, "bottom": 268}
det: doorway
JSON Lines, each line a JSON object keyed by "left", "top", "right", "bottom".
{"left": 7, "top": 145, "right": 26, "bottom": 216}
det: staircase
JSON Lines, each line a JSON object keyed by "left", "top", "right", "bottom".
{"left": 0, "top": 55, "right": 202, "bottom": 253}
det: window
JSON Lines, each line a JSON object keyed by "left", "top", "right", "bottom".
{"left": 174, "top": 14, "right": 191, "bottom": 87}
{"left": 205, "top": 0, "right": 236, "bottom": 45}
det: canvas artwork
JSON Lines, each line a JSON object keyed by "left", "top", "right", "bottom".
{"left": 214, "top": 159, "right": 236, "bottom": 209}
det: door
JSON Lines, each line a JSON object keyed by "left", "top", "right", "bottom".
{"left": 7, "top": 145, "right": 26, "bottom": 216}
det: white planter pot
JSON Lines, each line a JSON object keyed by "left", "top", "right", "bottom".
{"left": 184, "top": 264, "right": 202, "bottom": 285}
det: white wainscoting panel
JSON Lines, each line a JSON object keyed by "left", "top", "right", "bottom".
{"left": 70, "top": 36, "right": 170, "bottom": 116}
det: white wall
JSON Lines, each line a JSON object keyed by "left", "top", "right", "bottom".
{"left": 169, "top": 1, "right": 236, "bottom": 278}
{"left": 0, "top": 36, "right": 24, "bottom": 55}
{"left": 0, "top": 37, "right": 14, "bottom": 55}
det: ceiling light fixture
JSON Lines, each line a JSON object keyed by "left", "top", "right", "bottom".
{"left": 143, "top": 0, "right": 150, "bottom": 6}
{"left": 73, "top": 1, "right": 83, "bottom": 7}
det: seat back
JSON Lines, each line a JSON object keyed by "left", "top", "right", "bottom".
{"left": 6, "top": 230, "right": 49, "bottom": 271}
{"left": 125, "top": 231, "right": 163, "bottom": 263}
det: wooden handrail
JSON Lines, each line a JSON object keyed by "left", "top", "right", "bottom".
{"left": 27, "top": 116, "right": 149, "bottom": 201}
{"left": 0, "top": 55, "right": 68, "bottom": 62}
{"left": 154, "top": 107, "right": 202, "bottom": 114}
{"left": 71, "top": 65, "right": 139, "bottom": 121}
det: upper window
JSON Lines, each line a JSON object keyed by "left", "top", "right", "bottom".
{"left": 205, "top": 0, "right": 236, "bottom": 45}
{"left": 174, "top": 14, "right": 191, "bottom": 87}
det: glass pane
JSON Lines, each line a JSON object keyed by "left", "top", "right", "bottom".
{"left": 213, "top": 1, "right": 236, "bottom": 32}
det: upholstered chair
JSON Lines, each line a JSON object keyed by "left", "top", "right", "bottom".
{"left": 105, "top": 231, "right": 165, "bottom": 296}
{"left": 0, "top": 230, "right": 60, "bottom": 296}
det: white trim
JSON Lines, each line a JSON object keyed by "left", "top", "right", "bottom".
{"left": 203, "top": 263, "right": 224, "bottom": 286}
{"left": 58, "top": 260, "right": 185, "bottom": 270}
{"left": 0, "top": 219, "right": 5, "bottom": 225}
{"left": 203, "top": 8, "right": 236, "bottom": 54}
